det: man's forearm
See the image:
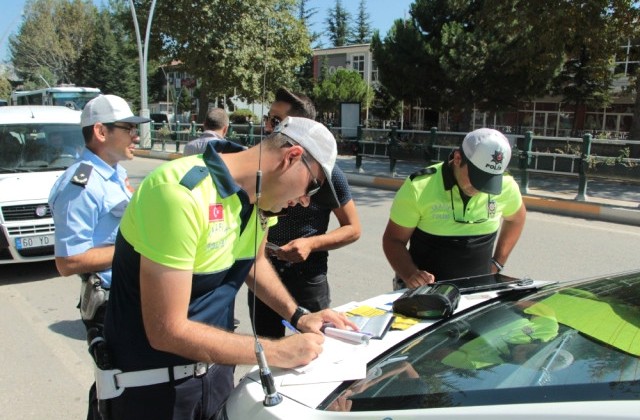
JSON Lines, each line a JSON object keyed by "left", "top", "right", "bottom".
{"left": 493, "top": 205, "right": 526, "bottom": 264}
{"left": 55, "top": 245, "right": 115, "bottom": 276}
{"left": 246, "top": 255, "right": 298, "bottom": 321}
{"left": 383, "top": 241, "right": 419, "bottom": 281}
{"left": 305, "top": 225, "right": 360, "bottom": 252}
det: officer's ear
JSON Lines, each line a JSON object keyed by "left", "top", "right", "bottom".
{"left": 283, "top": 143, "right": 304, "bottom": 168}
{"left": 451, "top": 149, "right": 464, "bottom": 167}
{"left": 93, "top": 123, "right": 109, "bottom": 143}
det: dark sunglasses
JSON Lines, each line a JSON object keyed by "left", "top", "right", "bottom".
{"left": 263, "top": 115, "right": 282, "bottom": 127}
{"left": 450, "top": 190, "right": 489, "bottom": 224}
{"left": 299, "top": 153, "right": 322, "bottom": 197}
{"left": 282, "top": 140, "right": 322, "bottom": 197}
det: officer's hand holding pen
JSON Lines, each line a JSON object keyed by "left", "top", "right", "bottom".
{"left": 263, "top": 331, "right": 324, "bottom": 368}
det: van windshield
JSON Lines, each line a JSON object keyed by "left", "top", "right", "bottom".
{"left": 0, "top": 124, "right": 83, "bottom": 171}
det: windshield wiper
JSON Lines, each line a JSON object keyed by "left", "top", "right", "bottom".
{"left": 535, "top": 330, "right": 577, "bottom": 386}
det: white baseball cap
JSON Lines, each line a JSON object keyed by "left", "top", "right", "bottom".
{"left": 81, "top": 94, "right": 151, "bottom": 128}
{"left": 274, "top": 116, "right": 340, "bottom": 208}
{"left": 461, "top": 128, "right": 512, "bottom": 195}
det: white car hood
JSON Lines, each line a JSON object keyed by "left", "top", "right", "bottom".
{"left": 236, "top": 283, "right": 554, "bottom": 410}
{"left": 0, "top": 171, "right": 63, "bottom": 204}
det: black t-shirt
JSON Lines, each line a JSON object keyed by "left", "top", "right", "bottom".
{"left": 268, "top": 166, "right": 352, "bottom": 276}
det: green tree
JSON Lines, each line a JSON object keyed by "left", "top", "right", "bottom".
{"left": 326, "top": 0, "right": 351, "bottom": 47}
{"left": 295, "top": 0, "right": 320, "bottom": 94}
{"left": 9, "top": 0, "right": 97, "bottom": 86}
{"left": 146, "top": 0, "right": 311, "bottom": 121}
{"left": 374, "top": 0, "right": 636, "bottom": 132}
{"left": 351, "top": 0, "right": 372, "bottom": 44}
{"left": 607, "top": 2, "right": 640, "bottom": 141}
{"left": 412, "top": 0, "right": 566, "bottom": 115}
{"left": 298, "top": 0, "right": 321, "bottom": 47}
{"left": 371, "top": 20, "right": 435, "bottom": 124}
{"left": 175, "top": 86, "right": 193, "bottom": 116}
{"left": 550, "top": 1, "right": 629, "bottom": 136}
{"left": 629, "top": 53, "right": 640, "bottom": 142}
{"left": 312, "top": 68, "right": 374, "bottom": 117}
{"left": 370, "top": 83, "right": 402, "bottom": 122}
{"left": 73, "top": 9, "right": 139, "bottom": 101}
{"left": 0, "top": 74, "right": 12, "bottom": 100}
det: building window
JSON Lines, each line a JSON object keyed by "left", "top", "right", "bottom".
{"left": 518, "top": 102, "right": 574, "bottom": 137}
{"left": 351, "top": 55, "right": 365, "bottom": 78}
{"left": 614, "top": 39, "right": 640, "bottom": 77}
{"left": 371, "top": 59, "right": 379, "bottom": 82}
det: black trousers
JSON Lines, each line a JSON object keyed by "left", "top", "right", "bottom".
{"left": 93, "top": 364, "right": 234, "bottom": 420}
{"left": 248, "top": 269, "right": 330, "bottom": 338}
{"left": 86, "top": 302, "right": 108, "bottom": 420}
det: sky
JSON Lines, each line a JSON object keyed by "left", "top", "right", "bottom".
{"left": 305, "top": 0, "right": 414, "bottom": 47}
{"left": 1, "top": 0, "right": 414, "bottom": 63}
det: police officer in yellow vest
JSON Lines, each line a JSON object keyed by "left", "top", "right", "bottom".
{"left": 101, "top": 117, "right": 357, "bottom": 419}
{"left": 383, "top": 128, "right": 526, "bottom": 289}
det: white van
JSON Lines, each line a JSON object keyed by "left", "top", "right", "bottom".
{"left": 0, "top": 106, "right": 83, "bottom": 264}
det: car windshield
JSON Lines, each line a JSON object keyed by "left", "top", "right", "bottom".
{"left": 322, "top": 272, "right": 640, "bottom": 412}
{"left": 0, "top": 124, "right": 83, "bottom": 171}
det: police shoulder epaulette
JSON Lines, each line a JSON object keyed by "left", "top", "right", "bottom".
{"left": 409, "top": 167, "right": 436, "bottom": 181}
{"left": 70, "top": 163, "right": 93, "bottom": 187}
{"left": 179, "top": 166, "right": 209, "bottom": 190}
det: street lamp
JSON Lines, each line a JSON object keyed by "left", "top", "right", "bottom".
{"left": 128, "top": 0, "right": 158, "bottom": 149}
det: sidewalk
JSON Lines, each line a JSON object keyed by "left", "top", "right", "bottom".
{"left": 134, "top": 146, "right": 640, "bottom": 226}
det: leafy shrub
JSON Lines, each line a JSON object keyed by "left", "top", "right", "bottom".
{"left": 230, "top": 109, "right": 257, "bottom": 124}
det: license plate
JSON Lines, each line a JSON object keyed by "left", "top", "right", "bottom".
{"left": 15, "top": 234, "right": 54, "bottom": 250}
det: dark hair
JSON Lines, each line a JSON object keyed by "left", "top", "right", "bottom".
{"left": 203, "top": 108, "right": 230, "bottom": 131}
{"left": 81, "top": 126, "right": 94, "bottom": 144}
{"left": 274, "top": 87, "right": 316, "bottom": 120}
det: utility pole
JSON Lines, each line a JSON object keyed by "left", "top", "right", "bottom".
{"left": 129, "top": 0, "right": 158, "bottom": 149}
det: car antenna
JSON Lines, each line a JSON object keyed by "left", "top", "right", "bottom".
{"left": 251, "top": 15, "right": 282, "bottom": 407}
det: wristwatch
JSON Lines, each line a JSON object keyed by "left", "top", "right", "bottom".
{"left": 290, "top": 306, "right": 310, "bottom": 329}
{"left": 491, "top": 258, "right": 504, "bottom": 272}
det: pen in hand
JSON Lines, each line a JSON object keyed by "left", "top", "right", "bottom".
{"left": 282, "top": 319, "right": 301, "bottom": 334}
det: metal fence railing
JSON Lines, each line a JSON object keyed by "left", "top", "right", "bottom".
{"left": 146, "top": 121, "right": 640, "bottom": 201}
{"left": 149, "top": 122, "right": 268, "bottom": 152}
{"left": 331, "top": 125, "right": 640, "bottom": 202}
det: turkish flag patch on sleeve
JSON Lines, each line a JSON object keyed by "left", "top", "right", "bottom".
{"left": 209, "top": 204, "right": 224, "bottom": 222}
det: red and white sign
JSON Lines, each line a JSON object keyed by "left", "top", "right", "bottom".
{"left": 209, "top": 204, "right": 224, "bottom": 222}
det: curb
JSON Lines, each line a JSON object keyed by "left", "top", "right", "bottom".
{"left": 134, "top": 149, "right": 183, "bottom": 161}
{"left": 134, "top": 149, "right": 640, "bottom": 227}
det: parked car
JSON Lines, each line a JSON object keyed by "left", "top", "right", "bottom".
{"left": 219, "top": 271, "right": 640, "bottom": 419}
{"left": 0, "top": 105, "right": 82, "bottom": 264}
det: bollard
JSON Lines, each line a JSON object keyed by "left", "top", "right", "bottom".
{"left": 150, "top": 124, "right": 155, "bottom": 150}
{"left": 355, "top": 125, "right": 363, "bottom": 172}
{"left": 576, "top": 133, "right": 592, "bottom": 201}
{"left": 426, "top": 127, "right": 437, "bottom": 163}
{"left": 519, "top": 131, "right": 533, "bottom": 194}
{"left": 174, "top": 122, "right": 182, "bottom": 153}
{"left": 248, "top": 122, "right": 254, "bottom": 146}
{"left": 389, "top": 125, "right": 398, "bottom": 176}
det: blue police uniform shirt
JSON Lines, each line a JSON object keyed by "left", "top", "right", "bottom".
{"left": 49, "top": 148, "right": 132, "bottom": 288}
